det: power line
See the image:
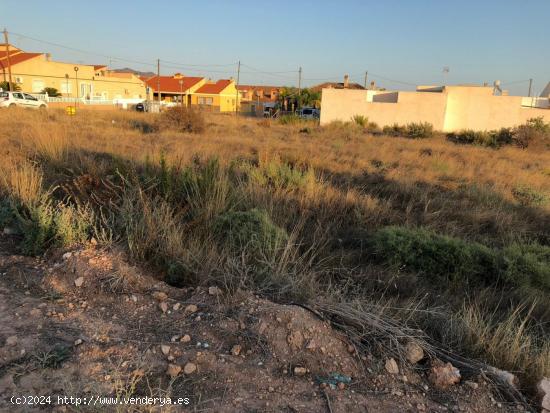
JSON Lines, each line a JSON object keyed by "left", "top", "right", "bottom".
{"left": 160, "top": 59, "right": 237, "bottom": 68}
{"left": 9, "top": 31, "right": 155, "bottom": 68}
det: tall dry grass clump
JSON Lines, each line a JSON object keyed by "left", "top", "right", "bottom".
{"left": 0, "top": 160, "right": 45, "bottom": 207}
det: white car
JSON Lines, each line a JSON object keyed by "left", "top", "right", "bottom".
{"left": 0, "top": 91, "right": 48, "bottom": 109}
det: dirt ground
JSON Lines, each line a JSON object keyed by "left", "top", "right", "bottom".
{"left": 0, "top": 233, "right": 528, "bottom": 412}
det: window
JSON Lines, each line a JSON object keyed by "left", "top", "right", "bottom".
{"left": 32, "top": 80, "right": 45, "bottom": 93}
{"left": 13, "top": 92, "right": 24, "bottom": 99}
{"left": 198, "top": 97, "right": 213, "bottom": 105}
{"left": 23, "top": 93, "right": 38, "bottom": 101}
{"left": 60, "top": 82, "right": 72, "bottom": 94}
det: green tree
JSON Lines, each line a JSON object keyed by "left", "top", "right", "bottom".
{"left": 41, "top": 87, "right": 61, "bottom": 97}
{"left": 277, "top": 87, "right": 321, "bottom": 110}
{"left": 0, "top": 81, "right": 21, "bottom": 91}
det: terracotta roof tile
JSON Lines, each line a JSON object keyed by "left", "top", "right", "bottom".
{"left": 144, "top": 76, "right": 204, "bottom": 93}
{"left": 0, "top": 52, "right": 43, "bottom": 67}
{"left": 195, "top": 79, "right": 232, "bottom": 94}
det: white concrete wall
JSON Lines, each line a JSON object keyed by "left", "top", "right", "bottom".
{"left": 320, "top": 87, "right": 550, "bottom": 132}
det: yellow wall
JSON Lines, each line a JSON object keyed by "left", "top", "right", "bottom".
{"left": 9, "top": 55, "right": 146, "bottom": 99}
{"left": 191, "top": 82, "right": 239, "bottom": 112}
{"left": 320, "top": 87, "right": 550, "bottom": 132}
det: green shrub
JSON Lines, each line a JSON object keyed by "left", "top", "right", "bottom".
{"left": 352, "top": 115, "right": 368, "bottom": 127}
{"left": 17, "top": 200, "right": 57, "bottom": 255}
{"left": 405, "top": 122, "right": 434, "bottom": 139}
{"left": 369, "top": 226, "right": 500, "bottom": 284}
{"left": 214, "top": 208, "right": 288, "bottom": 255}
{"left": 502, "top": 243, "right": 550, "bottom": 290}
{"left": 382, "top": 123, "right": 434, "bottom": 138}
{"left": 526, "top": 117, "right": 549, "bottom": 133}
{"left": 278, "top": 114, "right": 301, "bottom": 125}
{"left": 241, "top": 159, "right": 315, "bottom": 192}
{"left": 447, "top": 129, "right": 512, "bottom": 148}
{"left": 511, "top": 185, "right": 548, "bottom": 206}
{"left": 382, "top": 124, "right": 406, "bottom": 137}
{"left": 369, "top": 226, "right": 550, "bottom": 292}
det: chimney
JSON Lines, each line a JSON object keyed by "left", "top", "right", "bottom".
{"left": 173, "top": 73, "right": 183, "bottom": 79}
{"left": 370, "top": 81, "right": 376, "bottom": 90}
{"left": 344, "top": 74, "right": 349, "bottom": 89}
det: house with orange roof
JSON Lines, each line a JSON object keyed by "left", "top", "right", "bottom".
{"left": 191, "top": 79, "right": 239, "bottom": 112}
{"left": 142, "top": 73, "right": 206, "bottom": 105}
{"left": 237, "top": 84, "right": 282, "bottom": 115}
{"left": 0, "top": 43, "right": 147, "bottom": 101}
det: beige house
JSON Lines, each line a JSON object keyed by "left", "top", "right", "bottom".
{"left": 0, "top": 44, "right": 147, "bottom": 100}
{"left": 321, "top": 85, "right": 550, "bottom": 132}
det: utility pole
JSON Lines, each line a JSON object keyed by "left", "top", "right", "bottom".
{"left": 157, "top": 59, "right": 161, "bottom": 103}
{"left": 528, "top": 78, "right": 533, "bottom": 97}
{"left": 297, "top": 66, "right": 302, "bottom": 110}
{"left": 235, "top": 60, "right": 240, "bottom": 115}
{"left": 3, "top": 29, "right": 13, "bottom": 91}
{"left": 364, "top": 71, "right": 368, "bottom": 89}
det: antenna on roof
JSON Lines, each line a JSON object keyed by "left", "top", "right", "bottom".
{"left": 442, "top": 66, "right": 450, "bottom": 85}
{"left": 493, "top": 80, "right": 502, "bottom": 95}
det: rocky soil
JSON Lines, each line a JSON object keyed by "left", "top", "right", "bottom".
{"left": 0, "top": 233, "right": 539, "bottom": 412}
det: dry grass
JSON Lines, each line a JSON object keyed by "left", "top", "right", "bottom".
{"left": 0, "top": 107, "right": 549, "bottom": 398}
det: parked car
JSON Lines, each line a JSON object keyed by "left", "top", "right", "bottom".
{"left": 0, "top": 91, "right": 48, "bottom": 109}
{"left": 297, "top": 107, "right": 320, "bottom": 119}
{"left": 135, "top": 102, "right": 145, "bottom": 112}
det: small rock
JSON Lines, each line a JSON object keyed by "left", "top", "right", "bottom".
{"left": 385, "top": 358, "right": 399, "bottom": 375}
{"left": 347, "top": 344, "right": 355, "bottom": 354}
{"left": 166, "top": 364, "right": 181, "bottom": 378}
{"left": 180, "top": 334, "right": 191, "bottom": 343}
{"left": 62, "top": 252, "right": 72, "bottom": 260}
{"left": 287, "top": 330, "right": 304, "bottom": 351}
{"left": 159, "top": 302, "right": 168, "bottom": 313}
{"left": 294, "top": 367, "right": 307, "bottom": 376}
{"left": 173, "top": 303, "right": 181, "bottom": 311}
{"left": 74, "top": 338, "right": 83, "bottom": 346}
{"left": 231, "top": 345, "right": 242, "bottom": 356}
{"left": 208, "top": 286, "right": 222, "bottom": 296}
{"left": 306, "top": 340, "right": 317, "bottom": 351}
{"left": 153, "top": 291, "right": 168, "bottom": 302}
{"left": 337, "top": 382, "right": 346, "bottom": 390}
{"left": 171, "top": 335, "right": 179, "bottom": 342}
{"left": 429, "top": 361, "right": 461, "bottom": 389}
{"left": 487, "top": 366, "right": 519, "bottom": 389}
{"left": 184, "top": 304, "right": 198, "bottom": 313}
{"left": 74, "top": 277, "right": 84, "bottom": 287}
{"left": 160, "top": 345, "right": 170, "bottom": 356}
{"left": 405, "top": 341, "right": 424, "bottom": 364}
{"left": 6, "top": 336, "right": 18, "bottom": 346}
{"left": 183, "top": 362, "right": 197, "bottom": 375}
{"left": 465, "top": 380, "right": 479, "bottom": 390}
{"left": 30, "top": 308, "right": 42, "bottom": 317}
{"left": 537, "top": 377, "right": 550, "bottom": 412}
{"left": 3, "top": 227, "right": 17, "bottom": 235}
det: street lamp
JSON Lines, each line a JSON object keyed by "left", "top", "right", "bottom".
{"left": 64, "top": 74, "right": 69, "bottom": 97}
{"left": 73, "top": 66, "right": 79, "bottom": 109}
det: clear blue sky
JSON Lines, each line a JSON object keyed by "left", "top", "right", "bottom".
{"left": 2, "top": 0, "right": 549, "bottom": 95}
